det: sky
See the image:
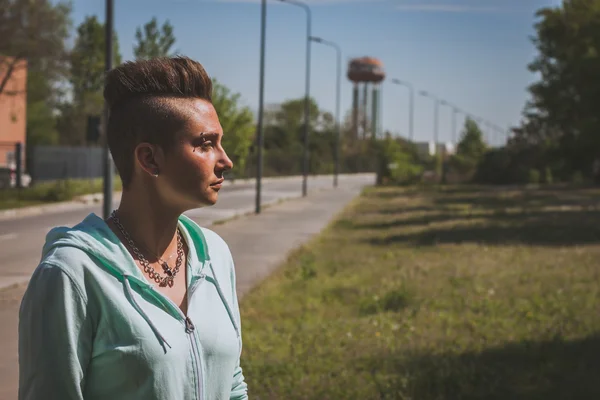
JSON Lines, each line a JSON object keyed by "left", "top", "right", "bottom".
{"left": 66, "top": 0, "right": 562, "bottom": 146}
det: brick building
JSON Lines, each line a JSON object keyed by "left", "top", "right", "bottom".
{"left": 0, "top": 57, "right": 27, "bottom": 167}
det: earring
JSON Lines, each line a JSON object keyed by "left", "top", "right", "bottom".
{"left": 152, "top": 169, "right": 159, "bottom": 177}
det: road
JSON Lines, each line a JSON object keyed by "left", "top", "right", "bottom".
{"left": 0, "top": 173, "right": 375, "bottom": 400}
{"left": 0, "top": 174, "right": 374, "bottom": 289}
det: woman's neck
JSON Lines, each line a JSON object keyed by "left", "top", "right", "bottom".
{"left": 110, "top": 189, "right": 182, "bottom": 260}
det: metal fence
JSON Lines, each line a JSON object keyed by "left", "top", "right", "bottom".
{"left": 30, "top": 145, "right": 108, "bottom": 182}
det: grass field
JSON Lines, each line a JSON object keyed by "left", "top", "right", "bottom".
{"left": 239, "top": 184, "right": 600, "bottom": 400}
{"left": 0, "top": 177, "right": 122, "bottom": 210}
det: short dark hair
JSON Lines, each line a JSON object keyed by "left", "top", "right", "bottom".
{"left": 103, "top": 56, "right": 213, "bottom": 188}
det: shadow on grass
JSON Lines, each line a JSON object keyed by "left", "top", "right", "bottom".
{"left": 357, "top": 213, "right": 463, "bottom": 230}
{"left": 432, "top": 190, "right": 600, "bottom": 211}
{"left": 362, "top": 335, "right": 600, "bottom": 400}
{"left": 367, "top": 209, "right": 600, "bottom": 246}
{"left": 373, "top": 205, "right": 440, "bottom": 215}
{"left": 359, "top": 185, "right": 600, "bottom": 246}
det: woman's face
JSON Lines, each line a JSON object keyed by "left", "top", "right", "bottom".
{"left": 154, "top": 98, "right": 234, "bottom": 210}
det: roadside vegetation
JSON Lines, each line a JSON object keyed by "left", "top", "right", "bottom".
{"left": 240, "top": 184, "right": 600, "bottom": 399}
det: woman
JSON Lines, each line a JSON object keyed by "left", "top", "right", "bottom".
{"left": 18, "top": 56, "right": 248, "bottom": 400}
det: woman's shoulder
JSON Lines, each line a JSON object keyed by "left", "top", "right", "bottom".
{"left": 25, "top": 246, "right": 94, "bottom": 306}
{"left": 200, "top": 227, "right": 231, "bottom": 252}
{"left": 178, "top": 215, "right": 232, "bottom": 257}
{"left": 39, "top": 246, "right": 94, "bottom": 279}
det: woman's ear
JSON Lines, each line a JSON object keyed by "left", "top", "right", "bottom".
{"left": 134, "top": 142, "right": 164, "bottom": 178}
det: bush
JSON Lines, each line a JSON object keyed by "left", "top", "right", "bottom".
{"left": 544, "top": 167, "right": 553, "bottom": 184}
{"left": 376, "top": 138, "right": 423, "bottom": 185}
{"left": 571, "top": 171, "right": 584, "bottom": 185}
{"left": 471, "top": 148, "right": 513, "bottom": 184}
{"left": 528, "top": 168, "right": 541, "bottom": 184}
{"left": 0, "top": 177, "right": 123, "bottom": 210}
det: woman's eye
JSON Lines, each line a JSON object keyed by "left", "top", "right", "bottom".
{"left": 194, "top": 140, "right": 213, "bottom": 151}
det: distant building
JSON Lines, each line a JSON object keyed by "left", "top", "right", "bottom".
{"left": 414, "top": 141, "right": 455, "bottom": 159}
{"left": 414, "top": 141, "right": 436, "bottom": 159}
{"left": 437, "top": 142, "right": 455, "bottom": 157}
{"left": 0, "top": 57, "right": 27, "bottom": 166}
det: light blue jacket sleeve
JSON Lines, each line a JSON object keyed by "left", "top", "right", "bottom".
{"left": 18, "top": 263, "right": 93, "bottom": 400}
{"left": 229, "top": 257, "right": 248, "bottom": 400}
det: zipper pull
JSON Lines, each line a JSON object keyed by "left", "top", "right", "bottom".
{"left": 185, "top": 316, "right": 195, "bottom": 334}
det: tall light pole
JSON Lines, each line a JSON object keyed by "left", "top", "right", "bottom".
{"left": 486, "top": 122, "right": 496, "bottom": 146}
{"left": 310, "top": 36, "right": 341, "bottom": 188}
{"left": 474, "top": 116, "right": 487, "bottom": 142}
{"left": 279, "top": 0, "right": 312, "bottom": 197}
{"left": 452, "top": 107, "right": 459, "bottom": 145}
{"left": 439, "top": 100, "right": 462, "bottom": 145}
{"left": 102, "top": 0, "right": 113, "bottom": 220}
{"left": 390, "top": 78, "right": 414, "bottom": 141}
{"left": 419, "top": 90, "right": 440, "bottom": 150}
{"left": 255, "top": 0, "right": 267, "bottom": 214}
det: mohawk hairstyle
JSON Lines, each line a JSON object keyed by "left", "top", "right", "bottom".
{"left": 103, "top": 56, "right": 213, "bottom": 189}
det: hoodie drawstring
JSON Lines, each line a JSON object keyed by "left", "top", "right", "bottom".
{"left": 208, "top": 261, "right": 240, "bottom": 339}
{"left": 207, "top": 261, "right": 243, "bottom": 356}
{"left": 122, "top": 265, "right": 240, "bottom": 356}
{"left": 123, "top": 275, "right": 172, "bottom": 352}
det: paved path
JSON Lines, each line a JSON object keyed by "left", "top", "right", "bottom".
{"left": 0, "top": 173, "right": 374, "bottom": 399}
{"left": 0, "top": 174, "right": 370, "bottom": 290}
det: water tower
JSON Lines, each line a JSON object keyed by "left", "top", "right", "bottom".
{"left": 347, "top": 57, "right": 385, "bottom": 139}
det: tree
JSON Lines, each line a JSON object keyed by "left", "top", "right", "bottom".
{"left": 133, "top": 17, "right": 176, "bottom": 60}
{"left": 26, "top": 70, "right": 59, "bottom": 146}
{"left": 211, "top": 79, "right": 255, "bottom": 176}
{"left": 266, "top": 97, "right": 321, "bottom": 136}
{"left": 0, "top": 0, "right": 71, "bottom": 95}
{"left": 515, "top": 0, "right": 600, "bottom": 180}
{"left": 448, "top": 118, "right": 487, "bottom": 180}
{"left": 376, "top": 136, "right": 423, "bottom": 185}
{"left": 57, "top": 15, "right": 121, "bottom": 145}
{"left": 70, "top": 15, "right": 121, "bottom": 104}
{"left": 456, "top": 118, "right": 487, "bottom": 160}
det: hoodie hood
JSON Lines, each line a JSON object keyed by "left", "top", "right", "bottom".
{"left": 20, "top": 212, "right": 248, "bottom": 399}
{"left": 42, "top": 213, "right": 208, "bottom": 289}
{"left": 40, "top": 213, "right": 240, "bottom": 351}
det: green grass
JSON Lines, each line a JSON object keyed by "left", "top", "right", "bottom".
{"left": 239, "top": 184, "right": 600, "bottom": 399}
{"left": 0, "top": 177, "right": 122, "bottom": 210}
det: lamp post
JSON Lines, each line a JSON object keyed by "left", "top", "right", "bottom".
{"left": 255, "top": 0, "right": 267, "bottom": 214}
{"left": 390, "top": 78, "right": 414, "bottom": 141}
{"left": 419, "top": 90, "right": 440, "bottom": 149}
{"left": 452, "top": 107, "right": 461, "bottom": 145}
{"left": 310, "top": 36, "right": 341, "bottom": 188}
{"left": 278, "top": 0, "right": 312, "bottom": 197}
{"left": 439, "top": 100, "right": 462, "bottom": 145}
{"left": 102, "top": 0, "right": 114, "bottom": 220}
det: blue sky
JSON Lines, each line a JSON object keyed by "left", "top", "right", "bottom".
{"left": 67, "top": 0, "right": 561, "bottom": 145}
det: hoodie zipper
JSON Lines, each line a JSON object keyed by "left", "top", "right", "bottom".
{"left": 148, "top": 274, "right": 206, "bottom": 400}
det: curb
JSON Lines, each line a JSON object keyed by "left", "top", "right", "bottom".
{"left": 0, "top": 185, "right": 328, "bottom": 292}
{"left": 0, "top": 178, "right": 255, "bottom": 222}
{"left": 0, "top": 174, "right": 370, "bottom": 222}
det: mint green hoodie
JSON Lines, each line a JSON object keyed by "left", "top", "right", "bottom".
{"left": 18, "top": 213, "right": 248, "bottom": 400}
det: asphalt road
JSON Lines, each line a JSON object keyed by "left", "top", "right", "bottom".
{"left": 0, "top": 174, "right": 374, "bottom": 289}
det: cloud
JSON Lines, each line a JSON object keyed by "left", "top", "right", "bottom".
{"left": 395, "top": 4, "right": 502, "bottom": 13}
{"left": 215, "top": 0, "right": 379, "bottom": 4}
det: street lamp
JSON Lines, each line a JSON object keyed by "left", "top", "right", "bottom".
{"left": 278, "top": 0, "right": 312, "bottom": 197}
{"left": 439, "top": 100, "right": 462, "bottom": 145}
{"left": 473, "top": 116, "right": 487, "bottom": 142}
{"left": 453, "top": 107, "right": 464, "bottom": 145}
{"left": 486, "top": 122, "right": 496, "bottom": 146}
{"left": 102, "top": 0, "right": 114, "bottom": 220}
{"left": 390, "top": 78, "right": 414, "bottom": 141}
{"left": 310, "top": 36, "right": 341, "bottom": 188}
{"left": 255, "top": 0, "right": 267, "bottom": 214}
{"left": 419, "top": 90, "right": 440, "bottom": 149}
